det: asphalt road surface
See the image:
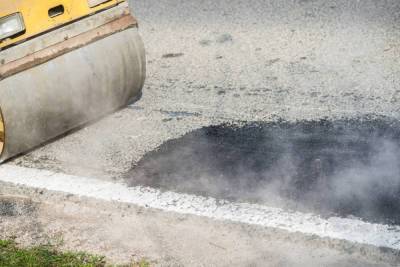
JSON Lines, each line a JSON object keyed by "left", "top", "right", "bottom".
{"left": 1, "top": 0, "right": 400, "bottom": 266}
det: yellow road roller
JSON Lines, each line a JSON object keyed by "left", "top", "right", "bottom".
{"left": 0, "top": 0, "right": 146, "bottom": 162}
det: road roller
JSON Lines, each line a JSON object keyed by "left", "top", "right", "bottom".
{"left": 0, "top": 0, "right": 146, "bottom": 162}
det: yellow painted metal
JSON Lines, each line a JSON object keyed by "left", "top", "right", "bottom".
{"left": 0, "top": 0, "right": 125, "bottom": 48}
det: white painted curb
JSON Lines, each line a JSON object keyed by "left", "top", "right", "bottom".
{"left": 0, "top": 164, "right": 399, "bottom": 250}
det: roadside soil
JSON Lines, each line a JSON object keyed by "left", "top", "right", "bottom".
{"left": 1, "top": 183, "right": 399, "bottom": 266}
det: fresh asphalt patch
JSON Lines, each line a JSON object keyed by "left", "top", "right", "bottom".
{"left": 125, "top": 117, "right": 400, "bottom": 226}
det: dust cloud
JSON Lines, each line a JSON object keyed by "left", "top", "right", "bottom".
{"left": 125, "top": 117, "right": 400, "bottom": 225}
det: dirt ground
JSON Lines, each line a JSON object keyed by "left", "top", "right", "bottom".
{"left": 1, "top": 183, "right": 399, "bottom": 266}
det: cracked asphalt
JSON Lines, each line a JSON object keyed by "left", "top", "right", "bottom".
{"left": 12, "top": 0, "right": 400, "bottom": 176}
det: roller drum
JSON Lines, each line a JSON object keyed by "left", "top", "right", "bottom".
{"left": 0, "top": 27, "right": 146, "bottom": 162}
